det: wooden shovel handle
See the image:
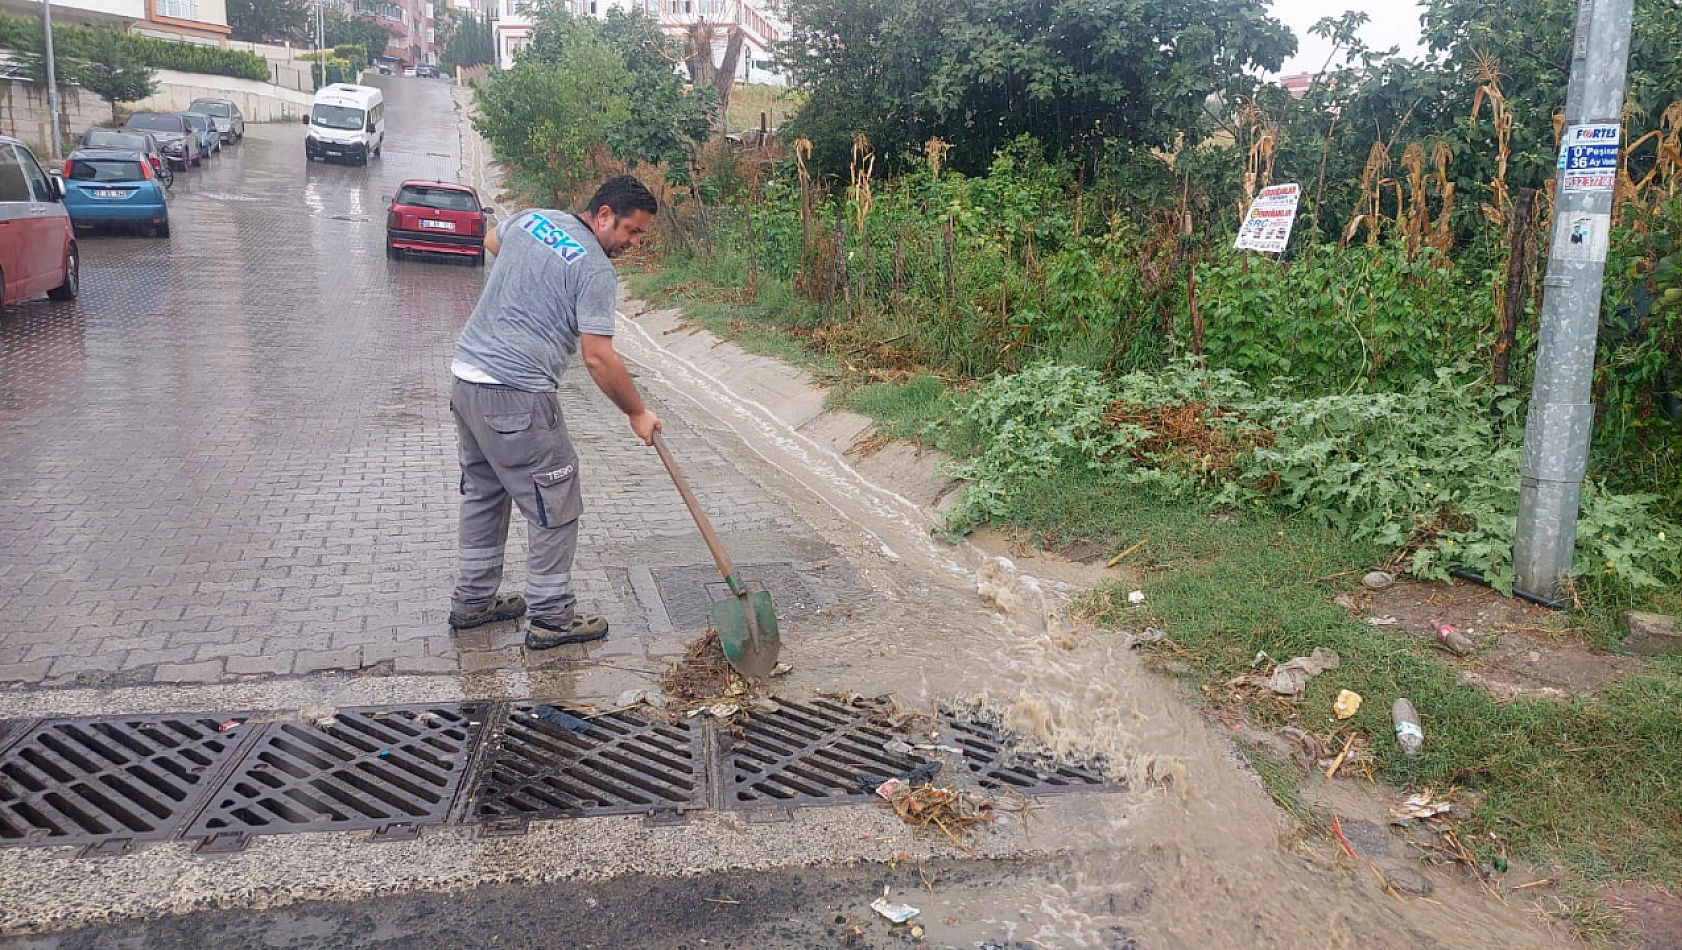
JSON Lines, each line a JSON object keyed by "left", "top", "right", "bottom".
{"left": 652, "top": 432, "right": 739, "bottom": 589}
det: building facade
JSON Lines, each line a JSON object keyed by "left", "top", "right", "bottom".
{"left": 0, "top": 0, "right": 230, "bottom": 45}
{"left": 494, "top": 0, "right": 786, "bottom": 84}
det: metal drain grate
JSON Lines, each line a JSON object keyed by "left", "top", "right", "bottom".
{"left": 940, "top": 715, "right": 1116, "bottom": 794}
{"left": 719, "top": 698, "right": 934, "bottom": 808}
{"left": 650, "top": 562, "right": 821, "bottom": 632}
{"left": 0, "top": 714, "right": 255, "bottom": 848}
{"left": 466, "top": 704, "right": 705, "bottom": 821}
{"left": 184, "top": 704, "right": 487, "bottom": 845}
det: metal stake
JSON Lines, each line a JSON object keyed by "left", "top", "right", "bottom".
{"left": 1513, "top": 0, "right": 1636, "bottom": 599}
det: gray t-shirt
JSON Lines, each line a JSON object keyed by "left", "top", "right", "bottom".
{"left": 453, "top": 210, "right": 618, "bottom": 392}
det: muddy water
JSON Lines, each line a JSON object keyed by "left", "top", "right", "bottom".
{"left": 616, "top": 316, "right": 1572, "bottom": 950}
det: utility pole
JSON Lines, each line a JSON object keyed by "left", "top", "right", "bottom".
{"left": 42, "top": 0, "right": 62, "bottom": 159}
{"left": 1513, "top": 0, "right": 1636, "bottom": 600}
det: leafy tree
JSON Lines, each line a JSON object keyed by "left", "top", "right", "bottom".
{"left": 777, "top": 0, "right": 1296, "bottom": 176}
{"left": 474, "top": 11, "right": 632, "bottom": 198}
{"left": 443, "top": 10, "right": 494, "bottom": 69}
{"left": 598, "top": 9, "right": 716, "bottom": 176}
{"left": 227, "top": 0, "right": 308, "bottom": 44}
{"left": 66, "top": 29, "right": 158, "bottom": 124}
{"left": 322, "top": 12, "right": 392, "bottom": 68}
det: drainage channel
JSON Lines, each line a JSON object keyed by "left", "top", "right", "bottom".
{"left": 0, "top": 698, "right": 1122, "bottom": 855}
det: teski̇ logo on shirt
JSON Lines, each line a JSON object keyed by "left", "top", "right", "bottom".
{"left": 519, "top": 213, "right": 589, "bottom": 263}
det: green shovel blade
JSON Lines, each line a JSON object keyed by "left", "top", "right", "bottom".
{"left": 712, "top": 590, "right": 780, "bottom": 677}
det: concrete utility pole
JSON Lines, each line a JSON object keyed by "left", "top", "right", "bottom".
{"left": 43, "top": 0, "right": 62, "bottom": 159}
{"left": 1513, "top": 0, "right": 1636, "bottom": 599}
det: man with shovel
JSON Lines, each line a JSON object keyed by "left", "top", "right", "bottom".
{"left": 446, "top": 175, "right": 662, "bottom": 650}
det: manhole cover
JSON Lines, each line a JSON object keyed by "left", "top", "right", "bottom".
{"left": 939, "top": 714, "right": 1117, "bottom": 795}
{"left": 1, "top": 714, "right": 256, "bottom": 848}
{"left": 184, "top": 704, "right": 488, "bottom": 843}
{"left": 466, "top": 703, "right": 705, "bottom": 821}
{"left": 719, "top": 698, "right": 934, "bottom": 809}
{"left": 650, "top": 562, "right": 821, "bottom": 632}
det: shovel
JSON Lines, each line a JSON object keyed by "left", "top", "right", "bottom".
{"left": 652, "top": 432, "right": 781, "bottom": 677}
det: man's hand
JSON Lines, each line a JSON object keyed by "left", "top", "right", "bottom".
{"left": 630, "top": 410, "right": 662, "bottom": 446}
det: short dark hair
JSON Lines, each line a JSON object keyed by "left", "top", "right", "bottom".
{"left": 587, "top": 175, "right": 658, "bottom": 218}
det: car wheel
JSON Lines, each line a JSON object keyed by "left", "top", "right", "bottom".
{"left": 47, "top": 244, "right": 79, "bottom": 301}
{"left": 156, "top": 221, "right": 171, "bottom": 239}
{"left": 386, "top": 242, "right": 400, "bottom": 260}
{"left": 472, "top": 250, "right": 485, "bottom": 267}
{"left": 171, "top": 158, "right": 185, "bottom": 171}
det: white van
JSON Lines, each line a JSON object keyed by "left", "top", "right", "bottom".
{"left": 303, "top": 84, "right": 384, "bottom": 165}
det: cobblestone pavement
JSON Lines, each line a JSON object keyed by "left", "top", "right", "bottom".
{"left": 0, "top": 76, "right": 841, "bottom": 688}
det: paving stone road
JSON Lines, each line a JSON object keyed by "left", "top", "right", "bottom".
{"left": 0, "top": 76, "right": 838, "bottom": 688}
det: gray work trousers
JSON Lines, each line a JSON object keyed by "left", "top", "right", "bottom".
{"left": 450, "top": 378, "right": 584, "bottom": 623}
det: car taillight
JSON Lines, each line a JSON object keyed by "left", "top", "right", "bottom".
{"left": 149, "top": 156, "right": 163, "bottom": 171}
{"left": 466, "top": 217, "right": 481, "bottom": 237}
{"left": 138, "top": 161, "right": 154, "bottom": 181}
{"left": 60, "top": 160, "right": 74, "bottom": 178}
{"left": 388, "top": 210, "right": 400, "bottom": 229}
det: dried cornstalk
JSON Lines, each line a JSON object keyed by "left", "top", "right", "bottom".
{"left": 1237, "top": 104, "right": 1278, "bottom": 224}
{"left": 1343, "top": 141, "right": 1393, "bottom": 246}
{"left": 1429, "top": 141, "right": 1457, "bottom": 255}
{"left": 850, "top": 134, "right": 875, "bottom": 238}
{"left": 924, "top": 137, "right": 951, "bottom": 180}
{"left": 1471, "top": 52, "right": 1512, "bottom": 229}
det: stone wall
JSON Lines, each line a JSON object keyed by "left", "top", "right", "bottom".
{"left": 0, "top": 81, "right": 110, "bottom": 158}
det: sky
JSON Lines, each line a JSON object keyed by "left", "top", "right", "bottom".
{"left": 1271, "top": 0, "right": 1429, "bottom": 76}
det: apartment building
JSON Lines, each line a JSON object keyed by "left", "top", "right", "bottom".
{"left": 0, "top": 0, "right": 230, "bottom": 45}
{"left": 495, "top": 0, "right": 785, "bottom": 83}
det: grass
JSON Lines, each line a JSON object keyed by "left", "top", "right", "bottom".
{"left": 965, "top": 465, "right": 1682, "bottom": 888}
{"left": 724, "top": 82, "right": 804, "bottom": 136}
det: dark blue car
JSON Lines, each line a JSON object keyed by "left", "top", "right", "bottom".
{"left": 61, "top": 148, "right": 170, "bottom": 237}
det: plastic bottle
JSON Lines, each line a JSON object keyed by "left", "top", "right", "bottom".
{"left": 1436, "top": 623, "right": 1474, "bottom": 655}
{"left": 1392, "top": 698, "right": 1424, "bottom": 756}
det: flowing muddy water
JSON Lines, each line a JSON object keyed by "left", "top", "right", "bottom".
{"left": 614, "top": 312, "right": 1573, "bottom": 949}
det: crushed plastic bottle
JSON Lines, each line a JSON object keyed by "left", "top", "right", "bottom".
{"left": 1392, "top": 698, "right": 1424, "bottom": 756}
{"left": 1435, "top": 623, "right": 1474, "bottom": 656}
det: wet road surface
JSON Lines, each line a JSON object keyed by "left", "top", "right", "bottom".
{"left": 0, "top": 74, "right": 828, "bottom": 688}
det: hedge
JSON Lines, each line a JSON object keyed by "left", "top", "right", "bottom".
{"left": 0, "top": 14, "right": 269, "bottom": 83}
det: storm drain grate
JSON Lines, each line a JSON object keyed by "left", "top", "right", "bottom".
{"left": 650, "top": 562, "right": 823, "bottom": 632}
{"left": 719, "top": 698, "right": 935, "bottom": 809}
{"left": 184, "top": 704, "right": 488, "bottom": 844}
{"left": 465, "top": 704, "right": 705, "bottom": 821}
{"left": 0, "top": 714, "right": 256, "bottom": 848}
{"left": 940, "top": 714, "right": 1118, "bottom": 795}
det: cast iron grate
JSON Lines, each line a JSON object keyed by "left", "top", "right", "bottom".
{"left": 0, "top": 714, "right": 255, "bottom": 848}
{"left": 184, "top": 704, "right": 487, "bottom": 842}
{"left": 466, "top": 703, "right": 705, "bottom": 820}
{"left": 650, "top": 562, "right": 821, "bottom": 632}
{"left": 719, "top": 698, "right": 935, "bottom": 808}
{"left": 939, "top": 714, "right": 1117, "bottom": 795}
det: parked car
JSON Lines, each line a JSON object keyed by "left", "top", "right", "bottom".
{"left": 179, "top": 111, "right": 220, "bottom": 158}
{"left": 403, "top": 66, "right": 417, "bottom": 77}
{"left": 0, "top": 136, "right": 79, "bottom": 306}
{"left": 377, "top": 62, "right": 393, "bottom": 75}
{"left": 60, "top": 148, "right": 170, "bottom": 237}
{"left": 385, "top": 180, "right": 487, "bottom": 265}
{"left": 187, "top": 98, "right": 244, "bottom": 144}
{"left": 416, "top": 64, "right": 439, "bottom": 78}
{"left": 80, "top": 127, "right": 172, "bottom": 186}
{"left": 122, "top": 113, "right": 202, "bottom": 169}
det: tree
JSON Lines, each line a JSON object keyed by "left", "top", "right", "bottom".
{"left": 682, "top": 20, "right": 744, "bottom": 132}
{"left": 227, "top": 0, "right": 308, "bottom": 44}
{"left": 599, "top": 9, "right": 716, "bottom": 176}
{"left": 474, "top": 11, "right": 632, "bottom": 198}
{"left": 443, "top": 10, "right": 495, "bottom": 69}
{"left": 66, "top": 29, "right": 157, "bottom": 124}
{"left": 777, "top": 0, "right": 1295, "bottom": 176}
{"left": 323, "top": 12, "right": 394, "bottom": 68}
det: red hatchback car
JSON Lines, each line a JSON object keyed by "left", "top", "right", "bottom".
{"left": 385, "top": 180, "right": 487, "bottom": 265}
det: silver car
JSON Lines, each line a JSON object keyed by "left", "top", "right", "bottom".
{"left": 188, "top": 98, "right": 246, "bottom": 145}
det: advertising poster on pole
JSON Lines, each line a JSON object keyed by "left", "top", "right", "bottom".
{"left": 1233, "top": 183, "right": 1301, "bottom": 254}
{"left": 1558, "top": 124, "right": 1619, "bottom": 193}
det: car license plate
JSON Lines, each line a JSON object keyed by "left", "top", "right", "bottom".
{"left": 94, "top": 189, "right": 127, "bottom": 198}
{"left": 420, "top": 219, "right": 455, "bottom": 231}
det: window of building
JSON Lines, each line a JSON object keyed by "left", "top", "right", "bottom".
{"left": 156, "top": 0, "right": 198, "bottom": 20}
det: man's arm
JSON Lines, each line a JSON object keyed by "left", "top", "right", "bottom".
{"left": 484, "top": 227, "right": 501, "bottom": 255}
{"left": 581, "top": 333, "right": 661, "bottom": 445}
